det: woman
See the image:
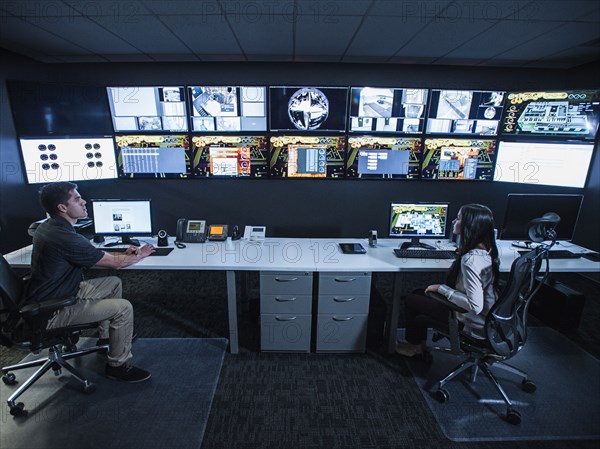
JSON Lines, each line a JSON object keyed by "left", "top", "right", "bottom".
{"left": 396, "top": 203, "right": 500, "bottom": 357}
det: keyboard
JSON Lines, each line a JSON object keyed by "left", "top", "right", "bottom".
{"left": 517, "top": 250, "right": 581, "bottom": 259}
{"left": 394, "top": 249, "right": 457, "bottom": 259}
{"left": 102, "top": 247, "right": 174, "bottom": 256}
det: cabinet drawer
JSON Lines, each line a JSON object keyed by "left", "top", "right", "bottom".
{"left": 318, "top": 294, "right": 370, "bottom": 314}
{"left": 261, "top": 314, "right": 311, "bottom": 352}
{"left": 318, "top": 272, "right": 371, "bottom": 296}
{"left": 260, "top": 272, "right": 313, "bottom": 295}
{"left": 261, "top": 294, "right": 312, "bottom": 314}
{"left": 316, "top": 314, "right": 368, "bottom": 353}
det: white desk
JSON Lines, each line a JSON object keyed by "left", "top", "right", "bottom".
{"left": 4, "top": 237, "right": 598, "bottom": 354}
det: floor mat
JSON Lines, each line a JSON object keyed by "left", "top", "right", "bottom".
{"left": 1, "top": 338, "right": 227, "bottom": 449}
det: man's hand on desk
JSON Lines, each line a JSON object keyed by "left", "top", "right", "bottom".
{"left": 97, "top": 243, "right": 156, "bottom": 269}
{"left": 125, "top": 244, "right": 156, "bottom": 258}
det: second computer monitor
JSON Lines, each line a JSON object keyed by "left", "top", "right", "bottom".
{"left": 389, "top": 202, "right": 449, "bottom": 249}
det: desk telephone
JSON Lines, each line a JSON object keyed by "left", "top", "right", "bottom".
{"left": 176, "top": 219, "right": 207, "bottom": 244}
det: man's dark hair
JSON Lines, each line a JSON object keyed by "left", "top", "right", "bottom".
{"left": 39, "top": 182, "right": 78, "bottom": 216}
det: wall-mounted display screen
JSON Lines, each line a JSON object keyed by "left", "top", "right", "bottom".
{"left": 7, "top": 81, "right": 114, "bottom": 137}
{"left": 114, "top": 135, "right": 190, "bottom": 178}
{"left": 188, "top": 86, "right": 266, "bottom": 132}
{"left": 107, "top": 86, "right": 187, "bottom": 132}
{"left": 494, "top": 141, "right": 594, "bottom": 188}
{"left": 19, "top": 137, "right": 117, "bottom": 184}
{"left": 501, "top": 90, "right": 600, "bottom": 139}
{"left": 190, "top": 135, "right": 268, "bottom": 177}
{"left": 349, "top": 87, "right": 428, "bottom": 134}
{"left": 269, "top": 87, "right": 348, "bottom": 132}
{"left": 426, "top": 89, "right": 505, "bottom": 136}
{"left": 269, "top": 135, "right": 345, "bottom": 178}
{"left": 421, "top": 138, "right": 497, "bottom": 180}
{"left": 346, "top": 136, "right": 422, "bottom": 179}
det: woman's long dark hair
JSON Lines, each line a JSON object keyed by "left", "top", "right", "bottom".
{"left": 446, "top": 204, "right": 500, "bottom": 292}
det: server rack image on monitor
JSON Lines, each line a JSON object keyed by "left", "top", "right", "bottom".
{"left": 346, "top": 136, "right": 422, "bottom": 179}
{"left": 114, "top": 135, "right": 190, "bottom": 178}
{"left": 190, "top": 135, "right": 268, "bottom": 177}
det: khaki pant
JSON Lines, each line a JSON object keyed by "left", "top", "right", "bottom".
{"left": 46, "top": 276, "right": 133, "bottom": 367}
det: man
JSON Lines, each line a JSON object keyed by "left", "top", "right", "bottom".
{"left": 26, "top": 182, "right": 155, "bottom": 383}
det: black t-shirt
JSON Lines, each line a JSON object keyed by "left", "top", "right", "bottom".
{"left": 26, "top": 216, "right": 104, "bottom": 303}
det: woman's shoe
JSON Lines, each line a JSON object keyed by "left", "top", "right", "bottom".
{"left": 395, "top": 341, "right": 423, "bottom": 357}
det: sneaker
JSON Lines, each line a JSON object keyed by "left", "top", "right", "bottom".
{"left": 105, "top": 363, "right": 151, "bottom": 383}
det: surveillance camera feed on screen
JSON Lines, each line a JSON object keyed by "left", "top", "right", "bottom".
{"left": 269, "top": 136, "right": 345, "bottom": 178}
{"left": 19, "top": 137, "right": 118, "bottom": 184}
{"left": 189, "top": 86, "right": 266, "bottom": 132}
{"left": 346, "top": 136, "right": 422, "bottom": 179}
{"left": 494, "top": 141, "right": 594, "bottom": 188}
{"left": 421, "top": 138, "right": 497, "bottom": 180}
{"left": 349, "top": 87, "right": 428, "bottom": 134}
{"left": 190, "top": 135, "right": 268, "bottom": 177}
{"left": 269, "top": 87, "right": 348, "bottom": 132}
{"left": 107, "top": 86, "right": 187, "bottom": 132}
{"left": 501, "top": 90, "right": 600, "bottom": 139}
{"left": 114, "top": 135, "right": 190, "bottom": 178}
{"left": 389, "top": 203, "right": 449, "bottom": 249}
{"left": 426, "top": 89, "right": 505, "bottom": 135}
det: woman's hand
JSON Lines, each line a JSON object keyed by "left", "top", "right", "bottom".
{"left": 425, "top": 284, "right": 441, "bottom": 294}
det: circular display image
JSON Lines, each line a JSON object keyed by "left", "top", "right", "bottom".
{"left": 288, "top": 88, "right": 329, "bottom": 130}
{"left": 484, "top": 107, "right": 497, "bottom": 119}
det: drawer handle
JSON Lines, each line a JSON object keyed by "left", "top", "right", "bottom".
{"left": 332, "top": 316, "right": 353, "bottom": 321}
{"left": 275, "top": 316, "right": 297, "bottom": 321}
{"left": 334, "top": 277, "right": 356, "bottom": 282}
{"left": 275, "top": 297, "right": 297, "bottom": 302}
{"left": 275, "top": 277, "right": 299, "bottom": 282}
{"left": 333, "top": 297, "right": 355, "bottom": 302}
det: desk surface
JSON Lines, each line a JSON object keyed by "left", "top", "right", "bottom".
{"left": 5, "top": 237, "right": 598, "bottom": 273}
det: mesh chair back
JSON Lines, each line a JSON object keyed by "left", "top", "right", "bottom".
{"left": 485, "top": 250, "right": 543, "bottom": 358}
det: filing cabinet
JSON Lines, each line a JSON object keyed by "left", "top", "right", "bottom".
{"left": 260, "top": 271, "right": 313, "bottom": 352}
{"left": 316, "top": 272, "right": 372, "bottom": 352}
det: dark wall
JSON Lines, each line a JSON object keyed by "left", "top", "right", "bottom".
{"left": 1, "top": 55, "right": 599, "bottom": 254}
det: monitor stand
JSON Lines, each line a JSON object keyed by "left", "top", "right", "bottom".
{"left": 400, "top": 237, "right": 436, "bottom": 250}
{"left": 104, "top": 236, "right": 141, "bottom": 247}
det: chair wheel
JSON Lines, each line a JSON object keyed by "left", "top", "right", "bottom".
{"left": 522, "top": 379, "right": 536, "bottom": 393}
{"left": 2, "top": 373, "right": 17, "bottom": 385}
{"left": 435, "top": 389, "right": 450, "bottom": 403}
{"left": 83, "top": 383, "right": 96, "bottom": 394}
{"left": 506, "top": 408, "right": 521, "bottom": 425}
{"left": 9, "top": 402, "right": 27, "bottom": 416}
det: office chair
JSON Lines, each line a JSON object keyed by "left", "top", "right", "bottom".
{"left": 0, "top": 254, "right": 107, "bottom": 417}
{"left": 425, "top": 214, "right": 559, "bottom": 425}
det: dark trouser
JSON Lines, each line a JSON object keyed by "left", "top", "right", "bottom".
{"left": 404, "top": 289, "right": 451, "bottom": 344}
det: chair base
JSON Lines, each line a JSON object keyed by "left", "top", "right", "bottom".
{"left": 2, "top": 343, "right": 107, "bottom": 416}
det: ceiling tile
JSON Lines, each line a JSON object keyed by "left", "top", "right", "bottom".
{"left": 509, "top": 1, "right": 600, "bottom": 22}
{"left": 370, "top": 0, "right": 453, "bottom": 18}
{"left": 227, "top": 14, "right": 293, "bottom": 55}
{"left": 345, "top": 16, "right": 425, "bottom": 57}
{"left": 139, "top": 1, "right": 218, "bottom": 16}
{"left": 295, "top": 0, "right": 373, "bottom": 16}
{"left": 295, "top": 15, "right": 362, "bottom": 56}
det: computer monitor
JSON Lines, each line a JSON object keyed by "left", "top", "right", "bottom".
{"left": 500, "top": 194, "right": 584, "bottom": 241}
{"left": 421, "top": 138, "right": 497, "bottom": 181}
{"left": 190, "top": 135, "right": 268, "bottom": 177}
{"left": 346, "top": 136, "right": 422, "bottom": 179}
{"left": 107, "top": 86, "right": 187, "bottom": 132}
{"left": 348, "top": 87, "right": 428, "bottom": 134}
{"left": 269, "top": 87, "right": 348, "bottom": 132}
{"left": 501, "top": 90, "right": 600, "bottom": 140}
{"left": 389, "top": 202, "right": 449, "bottom": 249}
{"left": 114, "top": 135, "right": 190, "bottom": 178}
{"left": 494, "top": 141, "right": 594, "bottom": 188}
{"left": 18, "top": 137, "right": 117, "bottom": 184}
{"left": 426, "top": 89, "right": 506, "bottom": 136}
{"left": 91, "top": 199, "right": 153, "bottom": 246}
{"left": 269, "top": 135, "right": 346, "bottom": 178}
{"left": 188, "top": 86, "right": 266, "bottom": 132}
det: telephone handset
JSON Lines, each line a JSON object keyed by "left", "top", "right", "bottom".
{"left": 176, "top": 219, "right": 207, "bottom": 245}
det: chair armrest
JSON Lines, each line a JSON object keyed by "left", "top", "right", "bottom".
{"left": 425, "top": 291, "right": 469, "bottom": 314}
{"left": 20, "top": 297, "right": 77, "bottom": 318}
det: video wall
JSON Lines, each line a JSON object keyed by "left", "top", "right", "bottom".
{"left": 6, "top": 81, "right": 599, "bottom": 187}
